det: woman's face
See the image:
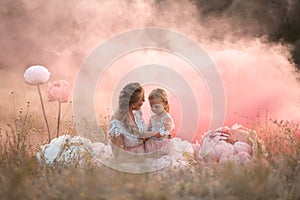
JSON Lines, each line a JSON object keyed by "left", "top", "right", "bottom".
{"left": 132, "top": 90, "right": 145, "bottom": 110}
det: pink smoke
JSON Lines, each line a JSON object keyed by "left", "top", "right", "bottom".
{"left": 210, "top": 41, "right": 300, "bottom": 125}
{"left": 94, "top": 41, "right": 300, "bottom": 142}
{"left": 1, "top": 1, "right": 299, "bottom": 142}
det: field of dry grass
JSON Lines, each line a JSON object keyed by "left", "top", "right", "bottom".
{"left": 0, "top": 85, "right": 300, "bottom": 199}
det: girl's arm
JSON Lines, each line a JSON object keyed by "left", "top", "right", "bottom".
{"left": 139, "top": 116, "right": 159, "bottom": 139}
{"left": 156, "top": 115, "right": 175, "bottom": 138}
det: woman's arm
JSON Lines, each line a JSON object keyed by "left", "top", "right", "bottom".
{"left": 140, "top": 131, "right": 159, "bottom": 139}
{"left": 147, "top": 118, "right": 152, "bottom": 131}
{"left": 110, "top": 134, "right": 125, "bottom": 149}
{"left": 108, "top": 119, "right": 125, "bottom": 149}
{"left": 109, "top": 134, "right": 125, "bottom": 159}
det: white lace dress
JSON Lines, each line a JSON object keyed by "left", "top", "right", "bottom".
{"left": 144, "top": 113, "right": 175, "bottom": 154}
{"left": 108, "top": 110, "right": 147, "bottom": 156}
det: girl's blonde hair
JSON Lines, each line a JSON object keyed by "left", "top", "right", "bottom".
{"left": 148, "top": 88, "right": 170, "bottom": 113}
{"left": 113, "top": 82, "right": 144, "bottom": 135}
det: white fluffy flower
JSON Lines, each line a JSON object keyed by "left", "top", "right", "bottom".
{"left": 234, "top": 141, "right": 252, "bottom": 155}
{"left": 24, "top": 65, "right": 50, "bottom": 85}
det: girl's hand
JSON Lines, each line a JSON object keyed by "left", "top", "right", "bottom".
{"left": 140, "top": 131, "right": 157, "bottom": 139}
{"left": 154, "top": 132, "right": 162, "bottom": 138}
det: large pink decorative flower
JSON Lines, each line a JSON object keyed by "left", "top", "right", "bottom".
{"left": 24, "top": 65, "right": 50, "bottom": 85}
{"left": 47, "top": 80, "right": 71, "bottom": 103}
{"left": 206, "top": 140, "right": 235, "bottom": 162}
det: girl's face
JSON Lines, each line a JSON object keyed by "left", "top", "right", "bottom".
{"left": 132, "top": 90, "right": 145, "bottom": 110}
{"left": 149, "top": 98, "right": 165, "bottom": 114}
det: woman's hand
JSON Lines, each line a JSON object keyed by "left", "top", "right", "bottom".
{"left": 140, "top": 132, "right": 166, "bottom": 139}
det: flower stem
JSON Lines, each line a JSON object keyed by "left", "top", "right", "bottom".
{"left": 57, "top": 101, "right": 61, "bottom": 138}
{"left": 37, "top": 85, "right": 51, "bottom": 142}
{"left": 10, "top": 91, "right": 17, "bottom": 130}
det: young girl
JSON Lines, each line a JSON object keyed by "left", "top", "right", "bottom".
{"left": 141, "top": 88, "right": 175, "bottom": 154}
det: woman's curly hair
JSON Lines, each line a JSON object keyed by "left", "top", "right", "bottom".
{"left": 113, "top": 82, "right": 144, "bottom": 135}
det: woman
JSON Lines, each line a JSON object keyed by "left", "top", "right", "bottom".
{"left": 108, "top": 82, "right": 148, "bottom": 160}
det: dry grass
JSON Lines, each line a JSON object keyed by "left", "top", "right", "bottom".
{"left": 0, "top": 92, "right": 300, "bottom": 199}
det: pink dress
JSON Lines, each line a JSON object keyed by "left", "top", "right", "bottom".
{"left": 144, "top": 113, "right": 175, "bottom": 154}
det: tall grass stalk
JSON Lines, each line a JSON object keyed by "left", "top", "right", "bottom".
{"left": 1, "top": 107, "right": 300, "bottom": 199}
